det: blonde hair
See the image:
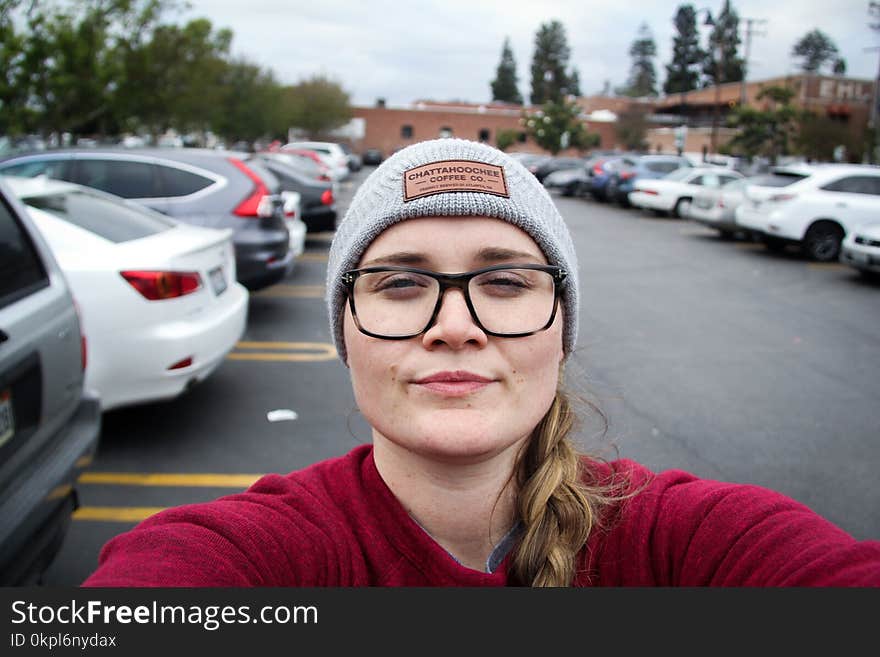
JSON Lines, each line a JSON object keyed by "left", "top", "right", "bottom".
{"left": 509, "top": 388, "right": 623, "bottom": 587}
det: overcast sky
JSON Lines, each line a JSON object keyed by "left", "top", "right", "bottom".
{"left": 183, "top": 0, "right": 878, "bottom": 106}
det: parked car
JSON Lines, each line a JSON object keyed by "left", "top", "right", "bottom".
{"left": 606, "top": 154, "right": 693, "bottom": 207}
{"left": 5, "top": 175, "right": 249, "bottom": 411}
{"left": 542, "top": 166, "right": 589, "bottom": 197}
{"left": 531, "top": 156, "right": 588, "bottom": 183}
{"left": 840, "top": 222, "right": 880, "bottom": 278}
{"left": 253, "top": 152, "right": 338, "bottom": 233}
{"left": 0, "top": 177, "right": 101, "bottom": 584}
{"left": 0, "top": 148, "right": 294, "bottom": 290}
{"left": 362, "top": 148, "right": 383, "bottom": 166}
{"left": 277, "top": 148, "right": 335, "bottom": 181}
{"left": 734, "top": 164, "right": 880, "bottom": 261}
{"left": 689, "top": 173, "right": 803, "bottom": 239}
{"left": 588, "top": 155, "right": 638, "bottom": 201}
{"left": 338, "top": 143, "right": 362, "bottom": 172}
{"left": 629, "top": 167, "right": 744, "bottom": 218}
{"left": 282, "top": 141, "right": 350, "bottom": 181}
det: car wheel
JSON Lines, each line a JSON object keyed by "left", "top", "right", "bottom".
{"left": 673, "top": 198, "right": 692, "bottom": 218}
{"left": 803, "top": 222, "right": 844, "bottom": 262}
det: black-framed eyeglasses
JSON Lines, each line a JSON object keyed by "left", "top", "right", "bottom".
{"left": 342, "top": 264, "right": 567, "bottom": 340}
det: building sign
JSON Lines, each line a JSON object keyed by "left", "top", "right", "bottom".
{"left": 817, "top": 79, "right": 872, "bottom": 103}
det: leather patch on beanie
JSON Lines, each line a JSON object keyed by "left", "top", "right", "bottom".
{"left": 403, "top": 159, "right": 509, "bottom": 202}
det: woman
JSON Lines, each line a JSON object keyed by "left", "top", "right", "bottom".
{"left": 83, "top": 139, "right": 880, "bottom": 586}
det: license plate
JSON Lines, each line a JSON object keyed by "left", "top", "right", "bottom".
{"left": 0, "top": 390, "right": 14, "bottom": 448}
{"left": 209, "top": 266, "right": 227, "bottom": 296}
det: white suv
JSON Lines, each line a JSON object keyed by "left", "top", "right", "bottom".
{"left": 735, "top": 164, "right": 880, "bottom": 261}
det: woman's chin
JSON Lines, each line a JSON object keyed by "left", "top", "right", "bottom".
{"left": 381, "top": 413, "right": 523, "bottom": 463}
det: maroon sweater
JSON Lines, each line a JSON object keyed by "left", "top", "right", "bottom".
{"left": 82, "top": 444, "right": 880, "bottom": 586}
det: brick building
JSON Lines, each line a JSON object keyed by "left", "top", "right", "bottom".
{"left": 346, "top": 73, "right": 875, "bottom": 160}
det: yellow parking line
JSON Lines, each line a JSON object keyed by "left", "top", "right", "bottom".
{"left": 253, "top": 284, "right": 325, "bottom": 298}
{"left": 79, "top": 473, "right": 262, "bottom": 488}
{"left": 74, "top": 507, "right": 166, "bottom": 522}
{"left": 227, "top": 341, "right": 337, "bottom": 362}
{"left": 807, "top": 262, "right": 847, "bottom": 271}
{"left": 734, "top": 242, "right": 765, "bottom": 250}
{"left": 298, "top": 252, "right": 329, "bottom": 262}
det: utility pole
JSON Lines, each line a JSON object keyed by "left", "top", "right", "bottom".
{"left": 740, "top": 18, "right": 767, "bottom": 106}
{"left": 867, "top": 45, "right": 880, "bottom": 163}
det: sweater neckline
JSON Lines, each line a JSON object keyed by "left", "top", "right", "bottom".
{"left": 357, "top": 445, "right": 513, "bottom": 585}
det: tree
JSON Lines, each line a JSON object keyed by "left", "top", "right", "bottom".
{"left": 833, "top": 58, "right": 847, "bottom": 75}
{"left": 211, "top": 59, "right": 284, "bottom": 143}
{"left": 702, "top": 0, "right": 744, "bottom": 87}
{"left": 725, "top": 85, "right": 801, "bottom": 163}
{"left": 282, "top": 75, "right": 351, "bottom": 139}
{"left": 114, "top": 18, "right": 233, "bottom": 139}
{"left": 618, "top": 23, "right": 658, "bottom": 97}
{"left": 522, "top": 98, "right": 597, "bottom": 154}
{"left": 495, "top": 128, "right": 519, "bottom": 151}
{"left": 490, "top": 37, "right": 523, "bottom": 104}
{"left": 614, "top": 107, "right": 650, "bottom": 151}
{"left": 664, "top": 5, "right": 703, "bottom": 95}
{"left": 796, "top": 112, "right": 861, "bottom": 162}
{"left": 791, "top": 29, "right": 841, "bottom": 74}
{"left": 529, "top": 20, "right": 579, "bottom": 105}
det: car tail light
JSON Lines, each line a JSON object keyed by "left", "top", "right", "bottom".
{"left": 620, "top": 171, "right": 635, "bottom": 180}
{"left": 121, "top": 271, "right": 202, "bottom": 300}
{"left": 769, "top": 193, "right": 796, "bottom": 202}
{"left": 321, "top": 188, "right": 334, "bottom": 205}
{"left": 642, "top": 189, "right": 658, "bottom": 195}
{"left": 593, "top": 163, "right": 604, "bottom": 175}
{"left": 229, "top": 158, "right": 273, "bottom": 217}
{"left": 718, "top": 198, "right": 725, "bottom": 208}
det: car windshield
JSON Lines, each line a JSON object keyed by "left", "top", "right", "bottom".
{"left": 721, "top": 178, "right": 749, "bottom": 191}
{"left": 749, "top": 172, "right": 809, "bottom": 187}
{"left": 22, "top": 190, "right": 175, "bottom": 243}
{"left": 662, "top": 167, "right": 693, "bottom": 181}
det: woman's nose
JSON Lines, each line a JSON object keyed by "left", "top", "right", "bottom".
{"left": 420, "top": 288, "right": 488, "bottom": 350}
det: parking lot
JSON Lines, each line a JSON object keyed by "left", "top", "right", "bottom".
{"left": 42, "top": 166, "right": 880, "bottom": 585}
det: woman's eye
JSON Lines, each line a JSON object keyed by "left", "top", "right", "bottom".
{"left": 376, "top": 276, "right": 423, "bottom": 290}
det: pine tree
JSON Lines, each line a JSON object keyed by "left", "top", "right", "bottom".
{"left": 490, "top": 37, "right": 523, "bottom": 104}
{"left": 529, "top": 20, "right": 579, "bottom": 105}
{"left": 663, "top": 5, "right": 703, "bottom": 95}
{"left": 791, "top": 29, "right": 841, "bottom": 74}
{"left": 618, "top": 23, "right": 658, "bottom": 97}
{"left": 702, "top": 0, "right": 744, "bottom": 87}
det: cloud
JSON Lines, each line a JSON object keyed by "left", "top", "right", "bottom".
{"left": 183, "top": 0, "right": 879, "bottom": 106}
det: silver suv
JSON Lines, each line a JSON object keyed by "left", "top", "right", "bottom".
{"left": 0, "top": 177, "right": 101, "bottom": 584}
{"left": 0, "top": 148, "right": 294, "bottom": 291}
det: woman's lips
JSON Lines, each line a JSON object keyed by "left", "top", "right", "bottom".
{"left": 412, "top": 371, "right": 496, "bottom": 396}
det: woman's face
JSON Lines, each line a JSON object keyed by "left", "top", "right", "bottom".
{"left": 343, "top": 216, "right": 565, "bottom": 464}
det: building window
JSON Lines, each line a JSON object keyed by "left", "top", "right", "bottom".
{"left": 478, "top": 129, "right": 490, "bottom": 142}
{"left": 401, "top": 125, "right": 413, "bottom": 139}
{"left": 439, "top": 127, "right": 453, "bottom": 138}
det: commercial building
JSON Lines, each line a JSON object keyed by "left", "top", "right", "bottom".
{"left": 347, "top": 73, "right": 874, "bottom": 160}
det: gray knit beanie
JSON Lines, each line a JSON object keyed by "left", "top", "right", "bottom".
{"left": 326, "top": 138, "right": 578, "bottom": 364}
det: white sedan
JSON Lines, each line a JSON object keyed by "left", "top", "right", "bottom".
{"left": 840, "top": 222, "right": 880, "bottom": 278}
{"left": 4, "top": 176, "right": 249, "bottom": 412}
{"left": 629, "top": 167, "right": 744, "bottom": 218}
